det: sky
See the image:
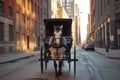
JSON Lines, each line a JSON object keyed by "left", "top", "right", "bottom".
{"left": 76, "top": 0, "right": 90, "bottom": 43}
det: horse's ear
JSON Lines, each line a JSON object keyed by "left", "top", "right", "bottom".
{"left": 60, "top": 25, "right": 63, "bottom": 29}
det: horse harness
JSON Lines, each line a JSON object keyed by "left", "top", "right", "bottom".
{"left": 49, "top": 36, "right": 67, "bottom": 48}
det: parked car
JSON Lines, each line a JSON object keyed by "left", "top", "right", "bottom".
{"left": 84, "top": 42, "right": 94, "bottom": 51}
{"left": 81, "top": 44, "right": 85, "bottom": 49}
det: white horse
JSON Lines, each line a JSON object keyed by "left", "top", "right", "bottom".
{"left": 49, "top": 25, "right": 67, "bottom": 80}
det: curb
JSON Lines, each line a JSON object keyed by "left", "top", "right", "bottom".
{"left": 95, "top": 50, "right": 120, "bottom": 59}
{"left": 0, "top": 54, "right": 35, "bottom": 64}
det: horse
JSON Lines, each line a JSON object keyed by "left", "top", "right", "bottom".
{"left": 48, "top": 25, "right": 67, "bottom": 80}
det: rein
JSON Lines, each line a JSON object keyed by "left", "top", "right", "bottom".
{"left": 52, "top": 36, "right": 63, "bottom": 48}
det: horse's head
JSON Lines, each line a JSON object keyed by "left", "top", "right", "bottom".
{"left": 54, "top": 25, "right": 63, "bottom": 38}
{"left": 53, "top": 25, "right": 63, "bottom": 46}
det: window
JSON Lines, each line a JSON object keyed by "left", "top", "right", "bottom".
{"left": 16, "top": 0, "right": 19, "bottom": 5}
{"left": 27, "top": 0, "right": 29, "bottom": 10}
{"left": 22, "top": 14, "right": 25, "bottom": 23}
{"left": 0, "top": 1, "right": 4, "bottom": 14}
{"left": 22, "top": 14, "right": 25, "bottom": 33}
{"left": 31, "top": 0, "right": 33, "bottom": 13}
{"left": 9, "top": 6, "right": 13, "bottom": 17}
{"left": 9, "top": 25, "right": 13, "bottom": 41}
{"left": 44, "top": 0, "right": 48, "bottom": 9}
{"left": 38, "top": 7, "right": 40, "bottom": 20}
{"left": 22, "top": 0, "right": 25, "bottom": 7}
{"left": 27, "top": 17, "right": 30, "bottom": 31}
{"left": 40, "top": 8, "right": 42, "bottom": 20}
{"left": 16, "top": 12, "right": 20, "bottom": 32}
{"left": 35, "top": 4, "right": 36, "bottom": 15}
{"left": 33, "top": 3, "right": 35, "bottom": 13}
{"left": 0, "top": 22, "right": 4, "bottom": 41}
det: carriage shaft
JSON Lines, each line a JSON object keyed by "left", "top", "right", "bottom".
{"left": 39, "top": 58, "right": 78, "bottom": 61}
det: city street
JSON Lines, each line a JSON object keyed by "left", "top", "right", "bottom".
{"left": 0, "top": 0, "right": 120, "bottom": 80}
{"left": 0, "top": 47, "right": 120, "bottom": 80}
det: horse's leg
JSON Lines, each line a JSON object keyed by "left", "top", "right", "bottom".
{"left": 53, "top": 59, "right": 59, "bottom": 80}
{"left": 58, "top": 59, "right": 63, "bottom": 76}
{"left": 49, "top": 47, "right": 59, "bottom": 79}
{"left": 58, "top": 47, "right": 65, "bottom": 76}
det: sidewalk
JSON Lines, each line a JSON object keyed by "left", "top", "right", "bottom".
{"left": 0, "top": 51, "right": 40, "bottom": 64}
{"left": 95, "top": 48, "right": 120, "bottom": 59}
{"left": 0, "top": 48, "right": 119, "bottom": 64}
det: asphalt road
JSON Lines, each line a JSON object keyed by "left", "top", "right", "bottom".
{"left": 0, "top": 47, "right": 120, "bottom": 80}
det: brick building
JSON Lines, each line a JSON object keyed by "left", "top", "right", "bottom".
{"left": 89, "top": 0, "right": 95, "bottom": 43}
{"left": 0, "top": 0, "right": 49, "bottom": 53}
{"left": 61, "top": 0, "right": 75, "bottom": 19}
{"left": 93, "top": 0, "right": 120, "bottom": 49}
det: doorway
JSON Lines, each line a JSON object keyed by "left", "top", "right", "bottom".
{"left": 27, "top": 36, "right": 30, "bottom": 49}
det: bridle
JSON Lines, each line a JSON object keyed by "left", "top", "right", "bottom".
{"left": 49, "top": 25, "right": 66, "bottom": 48}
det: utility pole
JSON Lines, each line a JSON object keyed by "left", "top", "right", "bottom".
{"left": 106, "top": 19, "right": 110, "bottom": 52}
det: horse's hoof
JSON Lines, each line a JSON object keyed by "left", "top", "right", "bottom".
{"left": 58, "top": 71, "right": 63, "bottom": 76}
{"left": 55, "top": 77, "right": 59, "bottom": 80}
{"left": 56, "top": 78, "right": 59, "bottom": 80}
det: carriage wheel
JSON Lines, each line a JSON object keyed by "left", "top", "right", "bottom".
{"left": 44, "top": 50, "right": 48, "bottom": 70}
{"left": 74, "top": 45, "right": 76, "bottom": 75}
{"left": 68, "top": 51, "right": 71, "bottom": 71}
{"left": 40, "top": 47, "right": 44, "bottom": 73}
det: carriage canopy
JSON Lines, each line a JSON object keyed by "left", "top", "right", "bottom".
{"left": 44, "top": 18, "right": 72, "bottom": 37}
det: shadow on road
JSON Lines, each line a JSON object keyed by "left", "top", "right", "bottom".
{"left": 24, "top": 78, "right": 48, "bottom": 80}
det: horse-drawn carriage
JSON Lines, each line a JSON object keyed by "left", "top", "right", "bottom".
{"left": 39, "top": 18, "right": 78, "bottom": 79}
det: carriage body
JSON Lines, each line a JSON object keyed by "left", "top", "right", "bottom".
{"left": 43, "top": 18, "right": 73, "bottom": 50}
{"left": 40, "top": 18, "right": 77, "bottom": 75}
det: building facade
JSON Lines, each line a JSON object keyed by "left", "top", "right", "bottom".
{"left": 0, "top": 0, "right": 49, "bottom": 53}
{"left": 87, "top": 14, "right": 91, "bottom": 41}
{"left": 89, "top": 0, "right": 95, "bottom": 43}
{"left": 61, "top": 0, "right": 81, "bottom": 45}
{"left": 93, "top": 0, "right": 120, "bottom": 50}
{"left": 115, "top": 0, "right": 120, "bottom": 49}
{"left": 0, "top": 0, "right": 16, "bottom": 53}
{"left": 0, "top": 0, "right": 80, "bottom": 53}
{"left": 61, "top": 0, "right": 75, "bottom": 19}
{"left": 75, "top": 4, "right": 81, "bottom": 44}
